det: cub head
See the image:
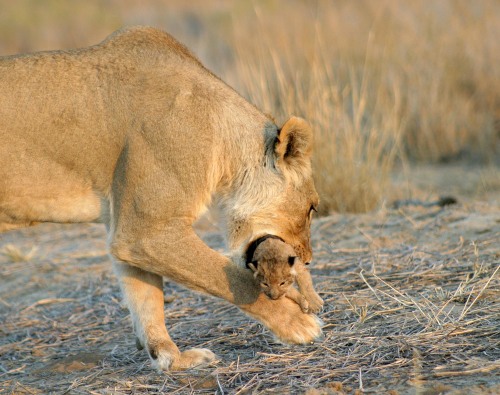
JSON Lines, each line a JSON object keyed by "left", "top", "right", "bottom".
{"left": 225, "top": 116, "right": 319, "bottom": 266}
{"left": 247, "top": 238, "right": 298, "bottom": 300}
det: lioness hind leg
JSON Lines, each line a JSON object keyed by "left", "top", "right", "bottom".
{"left": 113, "top": 261, "right": 216, "bottom": 371}
{"left": 113, "top": 260, "right": 178, "bottom": 369}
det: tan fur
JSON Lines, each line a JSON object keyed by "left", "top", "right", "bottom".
{"left": 249, "top": 239, "right": 324, "bottom": 313}
{"left": 0, "top": 27, "right": 321, "bottom": 371}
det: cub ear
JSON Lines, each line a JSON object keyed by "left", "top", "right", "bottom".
{"left": 275, "top": 117, "right": 313, "bottom": 168}
{"left": 288, "top": 256, "right": 297, "bottom": 266}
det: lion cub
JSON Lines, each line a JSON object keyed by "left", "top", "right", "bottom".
{"left": 247, "top": 238, "right": 324, "bottom": 313}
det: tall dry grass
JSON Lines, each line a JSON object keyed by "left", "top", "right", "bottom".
{"left": 1, "top": 0, "right": 498, "bottom": 213}
{"left": 230, "top": 3, "right": 404, "bottom": 213}
{"left": 227, "top": 1, "right": 500, "bottom": 213}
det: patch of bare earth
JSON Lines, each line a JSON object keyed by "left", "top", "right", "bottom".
{"left": 1, "top": 199, "right": 499, "bottom": 394}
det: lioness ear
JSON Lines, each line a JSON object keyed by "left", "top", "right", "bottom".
{"left": 275, "top": 117, "right": 313, "bottom": 168}
{"left": 288, "top": 256, "right": 297, "bottom": 266}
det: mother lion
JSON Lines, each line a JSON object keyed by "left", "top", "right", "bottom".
{"left": 0, "top": 27, "right": 322, "bottom": 371}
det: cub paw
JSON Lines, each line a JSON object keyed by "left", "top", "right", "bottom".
{"left": 306, "top": 292, "right": 324, "bottom": 314}
{"left": 298, "top": 296, "right": 310, "bottom": 313}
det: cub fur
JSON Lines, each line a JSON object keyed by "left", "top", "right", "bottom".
{"left": 248, "top": 238, "right": 324, "bottom": 313}
{"left": 0, "top": 26, "right": 321, "bottom": 371}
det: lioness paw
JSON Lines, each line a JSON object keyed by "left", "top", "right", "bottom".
{"left": 149, "top": 347, "right": 175, "bottom": 372}
{"left": 252, "top": 296, "right": 323, "bottom": 344}
{"left": 149, "top": 346, "right": 216, "bottom": 372}
{"left": 276, "top": 313, "right": 323, "bottom": 344}
{"left": 171, "top": 348, "right": 217, "bottom": 371}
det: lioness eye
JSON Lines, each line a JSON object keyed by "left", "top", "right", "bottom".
{"left": 280, "top": 281, "right": 286, "bottom": 286}
{"left": 261, "top": 282, "right": 269, "bottom": 288}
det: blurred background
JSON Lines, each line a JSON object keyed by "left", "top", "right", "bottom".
{"left": 2, "top": 0, "right": 499, "bottom": 214}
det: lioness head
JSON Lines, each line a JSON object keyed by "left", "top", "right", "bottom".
{"left": 225, "top": 116, "right": 319, "bottom": 265}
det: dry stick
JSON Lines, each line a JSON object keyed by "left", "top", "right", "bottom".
{"left": 358, "top": 270, "right": 382, "bottom": 302}
{"left": 234, "top": 374, "right": 259, "bottom": 395}
{"left": 434, "top": 362, "right": 500, "bottom": 377}
{"left": 362, "top": 276, "right": 413, "bottom": 308}
{"left": 458, "top": 265, "right": 500, "bottom": 321}
{"left": 330, "top": 248, "right": 370, "bottom": 254}
{"left": 0, "top": 297, "right": 12, "bottom": 308}
{"left": 418, "top": 294, "right": 442, "bottom": 328}
{"left": 0, "top": 364, "right": 26, "bottom": 376}
{"left": 216, "top": 374, "right": 225, "bottom": 394}
{"left": 397, "top": 209, "right": 419, "bottom": 228}
{"left": 434, "top": 290, "right": 463, "bottom": 325}
{"left": 355, "top": 226, "right": 374, "bottom": 244}
{"left": 372, "top": 273, "right": 434, "bottom": 324}
{"left": 169, "top": 378, "right": 194, "bottom": 395}
{"left": 14, "top": 382, "right": 37, "bottom": 395}
{"left": 20, "top": 298, "right": 76, "bottom": 313}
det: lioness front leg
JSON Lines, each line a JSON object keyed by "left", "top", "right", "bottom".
{"left": 111, "top": 221, "right": 322, "bottom": 355}
{"left": 295, "top": 268, "right": 324, "bottom": 314}
{"left": 113, "top": 260, "right": 215, "bottom": 371}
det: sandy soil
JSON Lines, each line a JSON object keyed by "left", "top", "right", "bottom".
{"left": 1, "top": 168, "right": 499, "bottom": 394}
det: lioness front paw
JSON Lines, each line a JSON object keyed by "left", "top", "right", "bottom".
{"left": 171, "top": 348, "right": 217, "bottom": 371}
{"left": 245, "top": 294, "right": 323, "bottom": 344}
{"left": 277, "top": 311, "right": 322, "bottom": 344}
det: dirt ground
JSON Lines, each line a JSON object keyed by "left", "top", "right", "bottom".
{"left": 1, "top": 166, "right": 499, "bottom": 394}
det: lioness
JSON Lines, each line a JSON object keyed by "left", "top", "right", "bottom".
{"left": 0, "top": 26, "right": 321, "bottom": 371}
{"left": 247, "top": 236, "right": 324, "bottom": 313}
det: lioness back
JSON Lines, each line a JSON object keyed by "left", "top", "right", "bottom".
{"left": 0, "top": 27, "right": 265, "bottom": 231}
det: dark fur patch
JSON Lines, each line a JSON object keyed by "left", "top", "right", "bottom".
{"left": 149, "top": 347, "right": 158, "bottom": 360}
{"left": 263, "top": 123, "right": 280, "bottom": 170}
{"left": 135, "top": 337, "right": 144, "bottom": 350}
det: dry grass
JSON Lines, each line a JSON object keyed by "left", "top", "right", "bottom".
{"left": 228, "top": 1, "right": 499, "bottom": 212}
{"left": 0, "top": 245, "right": 37, "bottom": 263}
{"left": 0, "top": 0, "right": 498, "bottom": 213}
{"left": 231, "top": 4, "right": 403, "bottom": 213}
{"left": 1, "top": 204, "right": 499, "bottom": 394}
